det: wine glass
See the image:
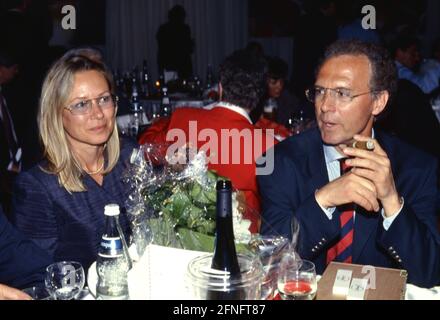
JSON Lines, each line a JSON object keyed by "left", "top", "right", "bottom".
{"left": 45, "top": 261, "right": 85, "bottom": 300}
{"left": 277, "top": 256, "right": 317, "bottom": 300}
{"left": 249, "top": 235, "right": 289, "bottom": 300}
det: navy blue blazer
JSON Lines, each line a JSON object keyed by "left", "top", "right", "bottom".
{"left": 11, "top": 138, "right": 138, "bottom": 271}
{"left": 0, "top": 208, "right": 52, "bottom": 289}
{"left": 259, "top": 128, "right": 440, "bottom": 288}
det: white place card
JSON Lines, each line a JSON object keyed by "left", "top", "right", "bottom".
{"left": 332, "top": 269, "right": 353, "bottom": 296}
{"left": 347, "top": 278, "right": 369, "bottom": 300}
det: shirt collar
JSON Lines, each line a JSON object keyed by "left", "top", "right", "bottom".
{"left": 214, "top": 101, "right": 253, "bottom": 124}
{"left": 323, "top": 129, "right": 375, "bottom": 165}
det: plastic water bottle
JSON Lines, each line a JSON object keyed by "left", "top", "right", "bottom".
{"left": 96, "top": 204, "right": 132, "bottom": 300}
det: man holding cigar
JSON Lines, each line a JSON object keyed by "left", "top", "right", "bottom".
{"left": 259, "top": 40, "right": 440, "bottom": 288}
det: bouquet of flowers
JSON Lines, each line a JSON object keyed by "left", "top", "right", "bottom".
{"left": 124, "top": 143, "right": 252, "bottom": 253}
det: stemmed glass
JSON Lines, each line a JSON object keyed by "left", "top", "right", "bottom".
{"left": 277, "top": 257, "right": 317, "bottom": 300}
{"left": 277, "top": 216, "right": 317, "bottom": 300}
{"left": 45, "top": 261, "right": 85, "bottom": 300}
{"left": 249, "top": 235, "right": 289, "bottom": 300}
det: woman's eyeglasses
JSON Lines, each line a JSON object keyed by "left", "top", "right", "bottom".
{"left": 65, "top": 94, "right": 117, "bottom": 115}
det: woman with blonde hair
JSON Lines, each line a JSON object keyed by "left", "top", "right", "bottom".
{"left": 11, "top": 52, "right": 137, "bottom": 269}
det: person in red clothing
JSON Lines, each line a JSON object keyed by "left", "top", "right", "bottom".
{"left": 139, "top": 49, "right": 277, "bottom": 233}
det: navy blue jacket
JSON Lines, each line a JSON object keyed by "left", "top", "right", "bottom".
{"left": 0, "top": 208, "right": 51, "bottom": 288}
{"left": 11, "top": 138, "right": 138, "bottom": 271}
{"left": 259, "top": 128, "right": 440, "bottom": 288}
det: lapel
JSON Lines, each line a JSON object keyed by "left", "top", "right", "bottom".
{"left": 352, "top": 130, "right": 393, "bottom": 261}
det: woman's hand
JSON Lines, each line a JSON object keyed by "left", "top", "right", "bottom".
{"left": 0, "top": 284, "right": 32, "bottom": 300}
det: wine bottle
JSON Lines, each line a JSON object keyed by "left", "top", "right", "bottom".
{"left": 160, "top": 86, "right": 171, "bottom": 117}
{"left": 208, "top": 180, "right": 244, "bottom": 300}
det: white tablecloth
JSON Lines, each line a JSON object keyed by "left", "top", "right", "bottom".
{"left": 85, "top": 245, "right": 440, "bottom": 300}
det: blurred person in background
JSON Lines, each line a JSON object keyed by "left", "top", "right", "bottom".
{"left": 251, "top": 56, "right": 303, "bottom": 126}
{"left": 139, "top": 49, "right": 276, "bottom": 233}
{"left": 0, "top": 49, "right": 21, "bottom": 217}
{"left": 156, "top": 5, "right": 194, "bottom": 79}
{"left": 393, "top": 34, "right": 440, "bottom": 94}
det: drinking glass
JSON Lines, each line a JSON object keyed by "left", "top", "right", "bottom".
{"left": 45, "top": 261, "right": 85, "bottom": 300}
{"left": 277, "top": 256, "right": 317, "bottom": 300}
{"left": 249, "top": 235, "right": 289, "bottom": 300}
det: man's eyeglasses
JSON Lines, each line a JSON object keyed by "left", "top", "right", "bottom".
{"left": 305, "top": 86, "right": 375, "bottom": 104}
{"left": 65, "top": 94, "right": 117, "bottom": 115}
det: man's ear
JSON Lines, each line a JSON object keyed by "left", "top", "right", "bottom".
{"left": 372, "top": 90, "right": 389, "bottom": 116}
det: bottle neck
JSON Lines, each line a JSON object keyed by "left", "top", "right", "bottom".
{"left": 103, "top": 215, "right": 120, "bottom": 238}
{"left": 216, "top": 189, "right": 232, "bottom": 218}
{"left": 211, "top": 183, "right": 240, "bottom": 276}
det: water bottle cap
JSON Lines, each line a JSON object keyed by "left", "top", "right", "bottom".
{"left": 104, "top": 204, "right": 120, "bottom": 216}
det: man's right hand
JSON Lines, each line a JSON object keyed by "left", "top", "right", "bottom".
{"left": 315, "top": 170, "right": 380, "bottom": 212}
{"left": 0, "top": 284, "right": 32, "bottom": 300}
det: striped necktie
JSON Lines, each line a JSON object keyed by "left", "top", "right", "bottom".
{"left": 326, "top": 158, "right": 354, "bottom": 264}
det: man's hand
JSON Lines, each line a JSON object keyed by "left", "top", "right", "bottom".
{"left": 315, "top": 166, "right": 380, "bottom": 212}
{"left": 342, "top": 135, "right": 401, "bottom": 217}
{"left": 0, "top": 284, "right": 32, "bottom": 300}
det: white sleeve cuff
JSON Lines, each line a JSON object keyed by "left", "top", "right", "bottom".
{"left": 317, "top": 202, "right": 336, "bottom": 220}
{"left": 314, "top": 190, "right": 336, "bottom": 220}
{"left": 381, "top": 197, "right": 404, "bottom": 230}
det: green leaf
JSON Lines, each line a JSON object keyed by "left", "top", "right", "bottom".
{"left": 175, "top": 227, "right": 253, "bottom": 255}
{"left": 142, "top": 185, "right": 173, "bottom": 212}
{"left": 176, "top": 227, "right": 215, "bottom": 252}
{"left": 162, "top": 187, "right": 192, "bottom": 225}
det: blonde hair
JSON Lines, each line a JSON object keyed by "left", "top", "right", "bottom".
{"left": 38, "top": 54, "right": 120, "bottom": 192}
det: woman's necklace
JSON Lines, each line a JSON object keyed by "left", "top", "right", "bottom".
{"left": 84, "top": 160, "right": 104, "bottom": 175}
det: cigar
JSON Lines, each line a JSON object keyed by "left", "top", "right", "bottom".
{"left": 352, "top": 140, "right": 375, "bottom": 151}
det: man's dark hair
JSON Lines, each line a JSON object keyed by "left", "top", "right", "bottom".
{"left": 390, "top": 34, "right": 420, "bottom": 57}
{"left": 267, "top": 56, "right": 288, "bottom": 80}
{"left": 317, "top": 39, "right": 397, "bottom": 99}
{"left": 220, "top": 49, "right": 268, "bottom": 111}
